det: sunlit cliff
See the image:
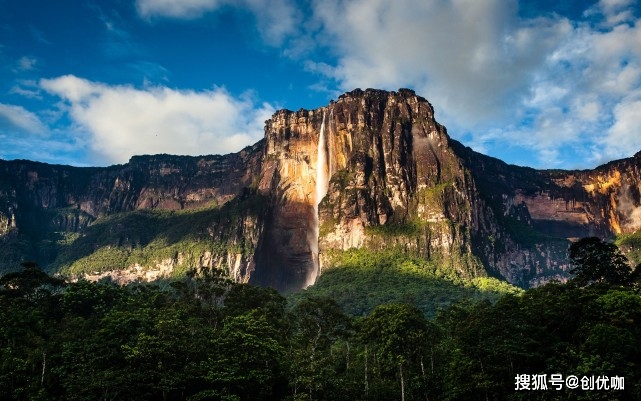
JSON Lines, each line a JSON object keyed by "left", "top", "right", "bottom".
{"left": 1, "top": 89, "right": 640, "bottom": 291}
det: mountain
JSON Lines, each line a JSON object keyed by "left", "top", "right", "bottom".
{"left": 1, "top": 88, "right": 640, "bottom": 292}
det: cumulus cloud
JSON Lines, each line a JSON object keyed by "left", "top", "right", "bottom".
{"left": 311, "top": 0, "right": 566, "bottom": 125}
{"left": 40, "top": 75, "right": 275, "bottom": 165}
{"left": 303, "top": 0, "right": 641, "bottom": 168}
{"left": 594, "top": 0, "right": 637, "bottom": 25}
{"left": 518, "top": 7, "right": 641, "bottom": 166}
{"left": 134, "top": 0, "right": 639, "bottom": 168}
{"left": 136, "top": 0, "right": 300, "bottom": 45}
{"left": 7, "top": 0, "right": 640, "bottom": 170}
{"left": 604, "top": 99, "right": 641, "bottom": 158}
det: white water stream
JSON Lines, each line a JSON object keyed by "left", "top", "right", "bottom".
{"left": 306, "top": 110, "right": 329, "bottom": 288}
{"left": 316, "top": 111, "right": 329, "bottom": 204}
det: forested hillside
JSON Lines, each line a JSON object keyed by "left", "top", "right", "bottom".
{"left": 2, "top": 239, "right": 640, "bottom": 401}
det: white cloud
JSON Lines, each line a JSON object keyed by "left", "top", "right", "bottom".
{"left": 127, "top": 0, "right": 641, "bottom": 168}
{"left": 9, "top": 80, "right": 42, "bottom": 99}
{"left": 600, "top": 0, "right": 634, "bottom": 8}
{"left": 14, "top": 56, "right": 38, "bottom": 72}
{"left": 302, "top": 0, "right": 641, "bottom": 168}
{"left": 136, "top": 0, "right": 299, "bottom": 45}
{"left": 136, "top": 0, "right": 225, "bottom": 19}
{"left": 522, "top": 12, "right": 641, "bottom": 166}
{"left": 41, "top": 75, "right": 100, "bottom": 103}
{"left": 597, "top": 0, "right": 637, "bottom": 25}
{"left": 311, "top": 0, "right": 570, "bottom": 128}
{"left": 573, "top": 97, "right": 601, "bottom": 122}
{"left": 603, "top": 99, "right": 641, "bottom": 159}
{"left": 0, "top": 103, "right": 47, "bottom": 135}
{"left": 40, "top": 75, "right": 275, "bottom": 165}
{"left": 9, "top": 0, "right": 638, "bottom": 169}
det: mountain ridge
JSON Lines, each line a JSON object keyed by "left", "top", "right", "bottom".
{"left": 1, "top": 88, "right": 640, "bottom": 291}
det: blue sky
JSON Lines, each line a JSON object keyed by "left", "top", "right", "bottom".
{"left": 1, "top": 0, "right": 640, "bottom": 169}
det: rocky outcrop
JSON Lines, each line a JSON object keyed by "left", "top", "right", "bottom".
{"left": 0, "top": 143, "right": 262, "bottom": 216}
{"left": 1, "top": 89, "right": 640, "bottom": 291}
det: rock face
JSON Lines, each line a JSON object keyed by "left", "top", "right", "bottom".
{"left": 251, "top": 108, "right": 327, "bottom": 293}
{"left": 0, "top": 146, "right": 265, "bottom": 282}
{"left": 315, "top": 89, "right": 483, "bottom": 277}
{"left": 1, "top": 89, "right": 640, "bottom": 291}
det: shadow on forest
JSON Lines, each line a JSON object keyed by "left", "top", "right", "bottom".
{"left": 293, "top": 253, "right": 519, "bottom": 318}
{"left": 51, "top": 190, "right": 268, "bottom": 275}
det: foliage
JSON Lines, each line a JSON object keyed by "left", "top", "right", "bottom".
{"left": 288, "top": 297, "right": 353, "bottom": 400}
{"left": 297, "top": 248, "right": 520, "bottom": 317}
{"left": 569, "top": 237, "right": 632, "bottom": 287}
{"left": 1, "top": 239, "right": 640, "bottom": 400}
{"left": 616, "top": 230, "right": 641, "bottom": 265}
{"left": 52, "top": 191, "right": 268, "bottom": 277}
{"left": 360, "top": 304, "right": 432, "bottom": 401}
{"left": 364, "top": 220, "right": 425, "bottom": 237}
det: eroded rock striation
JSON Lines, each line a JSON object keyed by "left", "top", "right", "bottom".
{"left": 1, "top": 89, "right": 640, "bottom": 291}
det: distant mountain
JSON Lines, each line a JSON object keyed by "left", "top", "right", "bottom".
{"left": 1, "top": 88, "right": 640, "bottom": 292}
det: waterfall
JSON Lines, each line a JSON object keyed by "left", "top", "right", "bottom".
{"left": 328, "top": 108, "right": 333, "bottom": 178}
{"left": 306, "top": 110, "right": 329, "bottom": 288}
{"left": 316, "top": 111, "right": 329, "bottom": 204}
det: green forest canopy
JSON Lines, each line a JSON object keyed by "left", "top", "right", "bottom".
{"left": 1, "top": 237, "right": 640, "bottom": 401}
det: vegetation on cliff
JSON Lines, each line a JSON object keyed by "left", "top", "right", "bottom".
{"left": 297, "top": 247, "right": 519, "bottom": 317}
{"left": 49, "top": 190, "right": 268, "bottom": 278}
{"left": 616, "top": 230, "right": 641, "bottom": 265}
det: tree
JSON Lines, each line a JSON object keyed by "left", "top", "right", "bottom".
{"left": 200, "top": 310, "right": 287, "bottom": 401}
{"left": 630, "top": 263, "right": 641, "bottom": 293}
{"left": 568, "top": 237, "right": 632, "bottom": 287}
{"left": 360, "top": 304, "right": 430, "bottom": 401}
{"left": 288, "top": 297, "right": 353, "bottom": 400}
{"left": 0, "top": 261, "right": 65, "bottom": 300}
{"left": 0, "top": 262, "right": 65, "bottom": 400}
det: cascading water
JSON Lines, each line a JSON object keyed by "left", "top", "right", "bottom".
{"left": 328, "top": 108, "right": 333, "bottom": 178}
{"left": 306, "top": 110, "right": 330, "bottom": 288}
{"left": 316, "top": 111, "right": 329, "bottom": 205}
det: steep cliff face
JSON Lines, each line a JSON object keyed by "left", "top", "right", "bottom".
{"left": 314, "top": 90, "right": 485, "bottom": 275}
{"left": 249, "top": 89, "right": 484, "bottom": 292}
{"left": 1, "top": 88, "right": 640, "bottom": 291}
{"left": 455, "top": 145, "right": 641, "bottom": 285}
{"left": 251, "top": 90, "right": 530, "bottom": 290}
{"left": 250, "top": 108, "right": 326, "bottom": 293}
{"left": 13, "top": 144, "right": 260, "bottom": 210}
{"left": 249, "top": 89, "right": 641, "bottom": 290}
{"left": 0, "top": 144, "right": 265, "bottom": 279}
